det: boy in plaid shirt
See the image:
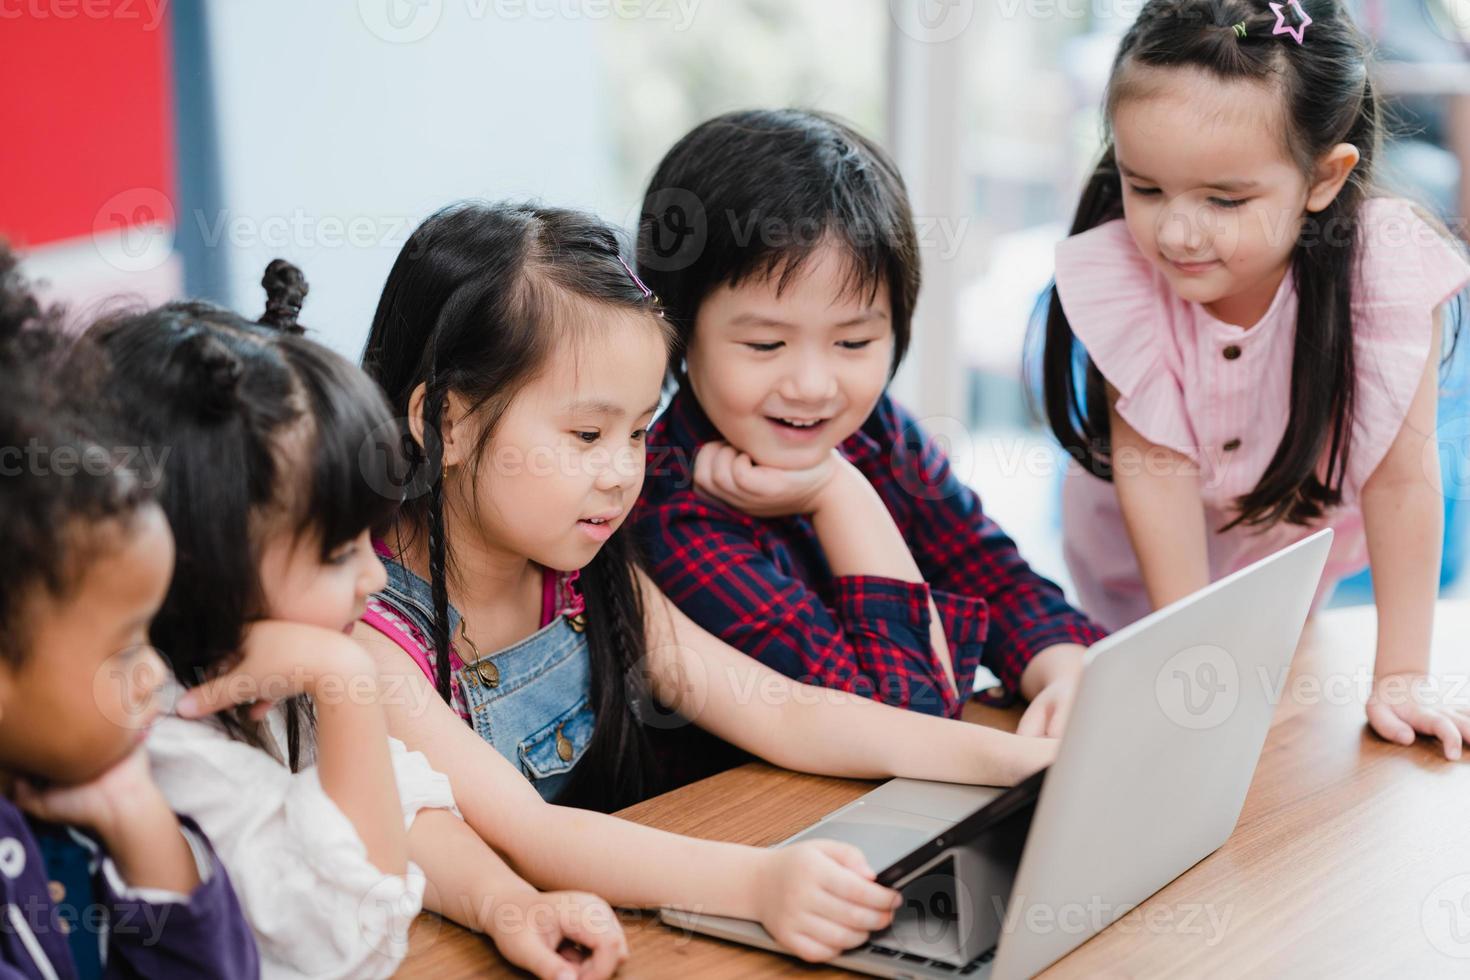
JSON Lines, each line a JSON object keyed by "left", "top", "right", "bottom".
{"left": 634, "top": 109, "right": 1106, "bottom": 728}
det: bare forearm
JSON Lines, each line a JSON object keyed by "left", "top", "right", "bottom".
{"left": 409, "top": 809, "right": 536, "bottom": 933}
{"left": 1019, "top": 644, "right": 1087, "bottom": 701}
{"left": 1107, "top": 395, "right": 1210, "bottom": 609}
{"left": 812, "top": 462, "right": 924, "bottom": 581}
{"left": 1114, "top": 463, "right": 1209, "bottom": 609}
{"left": 314, "top": 694, "right": 409, "bottom": 876}
{"left": 1364, "top": 477, "right": 1442, "bottom": 677}
{"left": 101, "top": 790, "right": 200, "bottom": 893}
{"left": 465, "top": 793, "right": 766, "bottom": 918}
{"left": 1363, "top": 311, "right": 1444, "bottom": 678}
{"left": 753, "top": 684, "right": 1052, "bottom": 786}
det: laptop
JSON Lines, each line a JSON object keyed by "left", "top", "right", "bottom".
{"left": 660, "top": 528, "right": 1333, "bottom": 978}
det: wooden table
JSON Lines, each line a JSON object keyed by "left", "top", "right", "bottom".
{"left": 398, "top": 602, "right": 1470, "bottom": 978}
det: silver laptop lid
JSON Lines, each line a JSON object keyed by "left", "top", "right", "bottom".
{"left": 990, "top": 528, "right": 1332, "bottom": 980}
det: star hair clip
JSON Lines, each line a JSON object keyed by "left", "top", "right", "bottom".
{"left": 1269, "top": 0, "right": 1311, "bottom": 45}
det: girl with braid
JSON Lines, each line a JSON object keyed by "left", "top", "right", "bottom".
{"left": 354, "top": 202, "right": 1057, "bottom": 963}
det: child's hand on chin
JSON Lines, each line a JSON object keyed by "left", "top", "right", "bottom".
{"left": 693, "top": 440, "right": 841, "bottom": 518}
{"left": 1366, "top": 671, "right": 1470, "bottom": 761}
{"left": 17, "top": 745, "right": 203, "bottom": 894}
{"left": 15, "top": 746, "right": 165, "bottom": 838}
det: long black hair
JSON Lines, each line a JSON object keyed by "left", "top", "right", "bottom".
{"left": 91, "top": 261, "right": 403, "bottom": 769}
{"left": 361, "top": 201, "right": 672, "bottom": 812}
{"left": 0, "top": 244, "right": 152, "bottom": 665}
{"left": 1039, "top": 0, "right": 1454, "bottom": 529}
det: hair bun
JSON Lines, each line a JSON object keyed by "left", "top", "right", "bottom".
{"left": 179, "top": 330, "right": 244, "bottom": 421}
{"left": 259, "top": 258, "right": 309, "bottom": 335}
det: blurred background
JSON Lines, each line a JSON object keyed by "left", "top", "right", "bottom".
{"left": 4, "top": 0, "right": 1470, "bottom": 603}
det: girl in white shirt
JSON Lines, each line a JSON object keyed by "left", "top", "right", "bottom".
{"left": 90, "top": 262, "right": 626, "bottom": 980}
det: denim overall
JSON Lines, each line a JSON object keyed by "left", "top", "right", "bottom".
{"left": 373, "top": 558, "right": 595, "bottom": 803}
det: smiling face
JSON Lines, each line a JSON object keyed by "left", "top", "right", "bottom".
{"left": 1112, "top": 67, "right": 1348, "bottom": 326}
{"left": 0, "top": 505, "right": 174, "bottom": 786}
{"left": 684, "top": 241, "right": 895, "bottom": 469}
{"left": 449, "top": 306, "right": 668, "bottom": 572}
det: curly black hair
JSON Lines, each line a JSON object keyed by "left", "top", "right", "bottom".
{"left": 0, "top": 244, "right": 154, "bottom": 665}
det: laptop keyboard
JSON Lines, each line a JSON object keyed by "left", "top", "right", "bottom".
{"left": 866, "top": 942, "right": 998, "bottom": 974}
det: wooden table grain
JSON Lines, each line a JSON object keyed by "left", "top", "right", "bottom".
{"left": 398, "top": 602, "right": 1470, "bottom": 978}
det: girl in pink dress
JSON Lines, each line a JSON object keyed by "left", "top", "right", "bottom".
{"left": 1041, "top": 0, "right": 1470, "bottom": 758}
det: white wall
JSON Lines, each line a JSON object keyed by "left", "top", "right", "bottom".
{"left": 201, "top": 0, "right": 617, "bottom": 358}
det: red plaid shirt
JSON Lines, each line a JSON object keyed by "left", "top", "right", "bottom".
{"left": 634, "top": 388, "right": 1107, "bottom": 718}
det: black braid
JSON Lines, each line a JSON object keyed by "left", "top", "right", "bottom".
{"left": 422, "top": 382, "right": 455, "bottom": 702}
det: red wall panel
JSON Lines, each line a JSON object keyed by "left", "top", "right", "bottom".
{"left": 0, "top": 2, "right": 175, "bottom": 248}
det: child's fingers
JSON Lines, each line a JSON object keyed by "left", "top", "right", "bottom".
{"left": 812, "top": 839, "right": 874, "bottom": 878}
{"left": 11, "top": 780, "right": 48, "bottom": 819}
{"left": 558, "top": 910, "right": 627, "bottom": 979}
{"left": 1391, "top": 701, "right": 1463, "bottom": 759}
{"left": 575, "top": 938, "right": 626, "bottom": 980}
{"left": 796, "top": 913, "right": 868, "bottom": 954}
{"left": 731, "top": 451, "right": 762, "bottom": 492}
{"left": 809, "top": 887, "right": 894, "bottom": 933}
{"left": 1365, "top": 702, "right": 1416, "bottom": 746}
{"left": 500, "top": 935, "right": 577, "bottom": 980}
{"left": 783, "top": 931, "right": 840, "bottom": 963}
{"left": 822, "top": 871, "right": 900, "bottom": 915}
{"left": 692, "top": 444, "right": 714, "bottom": 491}
{"left": 1449, "top": 709, "right": 1470, "bottom": 755}
{"left": 712, "top": 444, "right": 740, "bottom": 497}
{"left": 693, "top": 442, "right": 732, "bottom": 499}
{"left": 1416, "top": 707, "right": 1463, "bottom": 761}
{"left": 1016, "top": 697, "right": 1050, "bottom": 737}
{"left": 176, "top": 675, "right": 258, "bottom": 718}
{"left": 812, "top": 845, "right": 900, "bottom": 913}
{"left": 699, "top": 443, "right": 735, "bottom": 498}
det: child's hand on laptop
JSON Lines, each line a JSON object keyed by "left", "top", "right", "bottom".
{"left": 1017, "top": 644, "right": 1087, "bottom": 739}
{"left": 1366, "top": 671, "right": 1468, "bottom": 761}
{"left": 754, "top": 839, "right": 901, "bottom": 962}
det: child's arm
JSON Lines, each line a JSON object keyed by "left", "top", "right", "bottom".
{"left": 695, "top": 443, "right": 958, "bottom": 697}
{"left": 409, "top": 809, "right": 628, "bottom": 980}
{"left": 351, "top": 625, "right": 901, "bottom": 964}
{"left": 646, "top": 451, "right": 967, "bottom": 717}
{"left": 1361, "top": 312, "right": 1468, "bottom": 760}
{"left": 15, "top": 748, "right": 197, "bottom": 892}
{"left": 178, "top": 621, "right": 408, "bottom": 875}
{"left": 153, "top": 624, "right": 433, "bottom": 979}
{"left": 639, "top": 573, "right": 1056, "bottom": 786}
{"left": 1106, "top": 383, "right": 1212, "bottom": 608}
{"left": 687, "top": 441, "right": 1096, "bottom": 735}
{"left": 16, "top": 748, "right": 260, "bottom": 979}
